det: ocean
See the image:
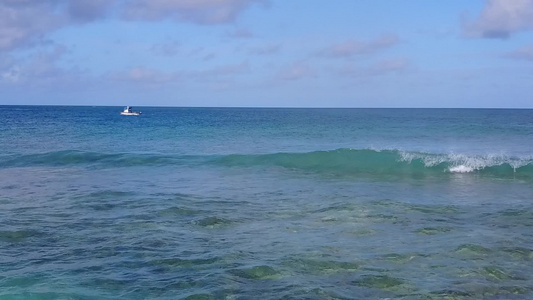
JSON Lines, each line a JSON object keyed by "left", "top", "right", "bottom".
{"left": 0, "top": 106, "right": 532, "bottom": 300}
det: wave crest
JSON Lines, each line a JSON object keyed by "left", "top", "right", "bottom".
{"left": 1, "top": 149, "right": 532, "bottom": 179}
{"left": 215, "top": 149, "right": 533, "bottom": 178}
{"left": 0, "top": 150, "right": 188, "bottom": 168}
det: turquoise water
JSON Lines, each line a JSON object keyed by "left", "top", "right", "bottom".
{"left": 0, "top": 106, "right": 532, "bottom": 299}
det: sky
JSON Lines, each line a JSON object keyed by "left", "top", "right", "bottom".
{"left": 0, "top": 0, "right": 532, "bottom": 108}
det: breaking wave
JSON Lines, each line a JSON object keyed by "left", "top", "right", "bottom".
{"left": 1, "top": 149, "right": 532, "bottom": 179}
{"left": 216, "top": 149, "right": 533, "bottom": 178}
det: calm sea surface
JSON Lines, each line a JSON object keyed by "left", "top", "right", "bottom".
{"left": 0, "top": 106, "right": 532, "bottom": 299}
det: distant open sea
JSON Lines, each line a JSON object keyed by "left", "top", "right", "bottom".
{"left": 0, "top": 106, "right": 532, "bottom": 300}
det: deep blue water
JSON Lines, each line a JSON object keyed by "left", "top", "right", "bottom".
{"left": 0, "top": 106, "right": 532, "bottom": 299}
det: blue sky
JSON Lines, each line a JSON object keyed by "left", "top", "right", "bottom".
{"left": 0, "top": 0, "right": 532, "bottom": 108}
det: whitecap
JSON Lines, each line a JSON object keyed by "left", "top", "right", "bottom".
{"left": 449, "top": 165, "right": 475, "bottom": 173}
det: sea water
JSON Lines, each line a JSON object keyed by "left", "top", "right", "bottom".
{"left": 0, "top": 106, "right": 532, "bottom": 299}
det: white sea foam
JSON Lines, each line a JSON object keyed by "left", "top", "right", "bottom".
{"left": 449, "top": 165, "right": 475, "bottom": 173}
{"left": 398, "top": 151, "right": 446, "bottom": 167}
{"left": 397, "top": 150, "right": 533, "bottom": 174}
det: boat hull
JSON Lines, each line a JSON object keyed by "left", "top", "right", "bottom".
{"left": 120, "top": 112, "right": 141, "bottom": 116}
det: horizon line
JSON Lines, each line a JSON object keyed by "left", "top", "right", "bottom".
{"left": 1, "top": 104, "right": 532, "bottom": 110}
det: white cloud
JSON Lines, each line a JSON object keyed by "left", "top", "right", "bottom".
{"left": 248, "top": 43, "right": 281, "bottom": 55}
{"left": 0, "top": 0, "right": 114, "bottom": 52}
{"left": 227, "top": 28, "right": 254, "bottom": 39}
{"left": 1, "top": 65, "right": 20, "bottom": 83}
{"left": 0, "top": 45, "right": 84, "bottom": 87}
{"left": 202, "top": 53, "right": 216, "bottom": 61}
{"left": 337, "top": 57, "right": 410, "bottom": 78}
{"left": 278, "top": 61, "right": 314, "bottom": 81}
{"left": 193, "top": 61, "right": 250, "bottom": 78}
{"left": 463, "top": 0, "right": 533, "bottom": 39}
{"left": 0, "top": 2, "right": 64, "bottom": 51}
{"left": 366, "top": 58, "right": 409, "bottom": 76}
{"left": 66, "top": 0, "right": 110, "bottom": 23}
{"left": 151, "top": 41, "right": 182, "bottom": 56}
{"left": 107, "top": 61, "right": 249, "bottom": 87}
{"left": 122, "top": 0, "right": 267, "bottom": 24}
{"left": 110, "top": 67, "right": 177, "bottom": 86}
{"left": 0, "top": 0, "right": 266, "bottom": 52}
{"left": 319, "top": 34, "right": 399, "bottom": 58}
{"left": 503, "top": 44, "right": 533, "bottom": 60}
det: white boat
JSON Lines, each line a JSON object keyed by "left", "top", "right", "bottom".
{"left": 120, "top": 106, "right": 141, "bottom": 116}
